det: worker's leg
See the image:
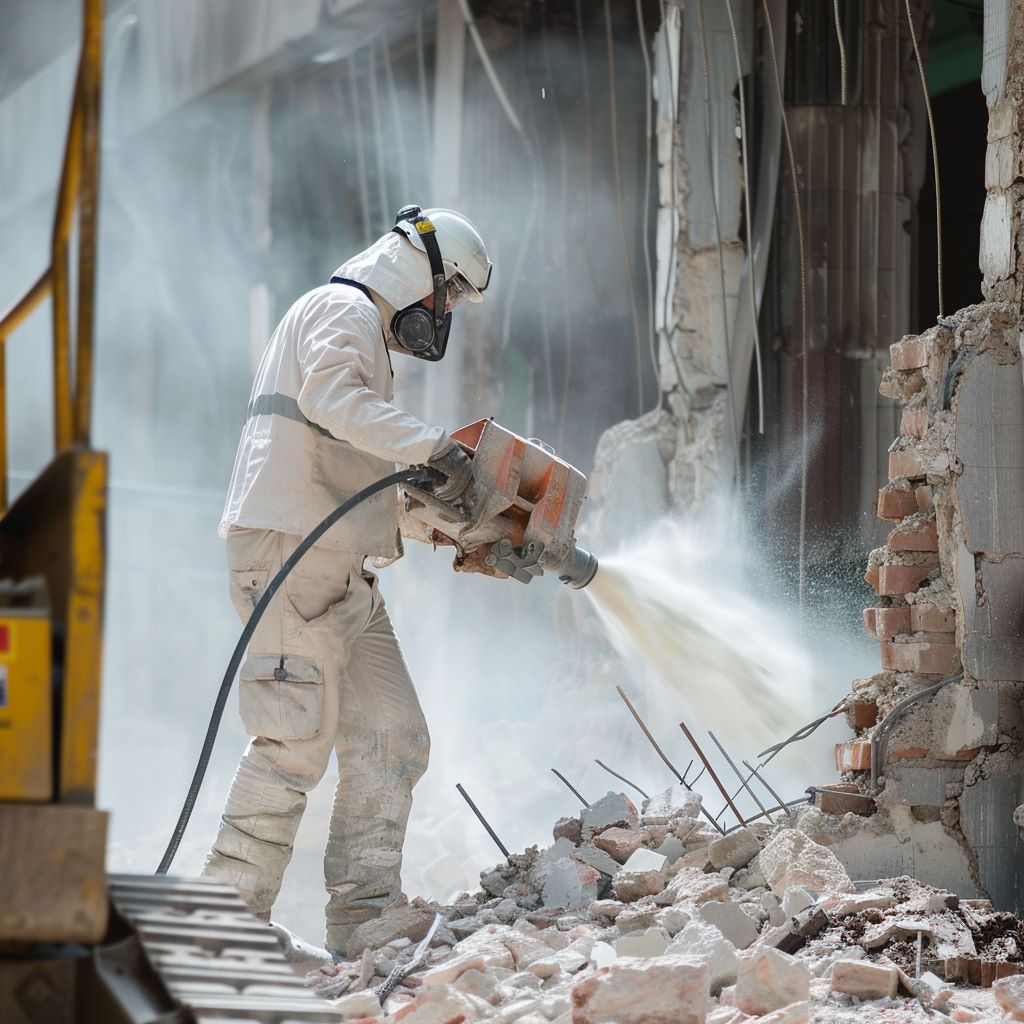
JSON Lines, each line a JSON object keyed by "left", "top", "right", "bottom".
{"left": 324, "top": 572, "right": 430, "bottom": 953}
{"left": 202, "top": 530, "right": 370, "bottom": 915}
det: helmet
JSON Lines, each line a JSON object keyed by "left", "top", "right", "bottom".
{"left": 392, "top": 206, "right": 492, "bottom": 302}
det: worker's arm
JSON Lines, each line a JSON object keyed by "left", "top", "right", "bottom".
{"left": 295, "top": 292, "right": 446, "bottom": 465}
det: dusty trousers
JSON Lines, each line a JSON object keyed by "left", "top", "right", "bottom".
{"left": 202, "top": 527, "right": 430, "bottom": 951}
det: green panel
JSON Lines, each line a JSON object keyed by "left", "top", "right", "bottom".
{"left": 927, "top": 0, "right": 983, "bottom": 96}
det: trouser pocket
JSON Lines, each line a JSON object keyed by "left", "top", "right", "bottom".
{"left": 239, "top": 653, "right": 324, "bottom": 740}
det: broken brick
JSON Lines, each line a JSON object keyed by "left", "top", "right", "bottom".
{"left": 915, "top": 484, "right": 934, "bottom": 509}
{"left": 876, "top": 563, "right": 932, "bottom": 596}
{"left": 830, "top": 959, "right": 899, "bottom": 999}
{"left": 880, "top": 366, "right": 925, "bottom": 401}
{"left": 901, "top": 405, "right": 929, "bottom": 439}
{"left": 880, "top": 639, "right": 958, "bottom": 675}
{"left": 864, "top": 606, "right": 912, "bottom": 638}
{"left": 889, "top": 448, "right": 928, "bottom": 480}
{"left": 887, "top": 518, "right": 938, "bottom": 551}
{"left": 911, "top": 604, "right": 955, "bottom": 632}
{"left": 890, "top": 335, "right": 931, "bottom": 370}
{"left": 844, "top": 700, "right": 879, "bottom": 730}
{"left": 835, "top": 739, "right": 872, "bottom": 772}
{"left": 877, "top": 484, "right": 919, "bottom": 521}
{"left": 809, "top": 784, "right": 876, "bottom": 816}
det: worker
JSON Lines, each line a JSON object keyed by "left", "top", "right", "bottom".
{"left": 202, "top": 207, "right": 492, "bottom": 955}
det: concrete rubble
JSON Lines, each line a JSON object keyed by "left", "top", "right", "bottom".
{"left": 304, "top": 787, "right": 1024, "bottom": 1021}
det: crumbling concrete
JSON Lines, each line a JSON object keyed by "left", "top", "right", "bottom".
{"left": 305, "top": 797, "right": 1024, "bottom": 1021}
{"left": 816, "top": 300, "right": 1024, "bottom": 916}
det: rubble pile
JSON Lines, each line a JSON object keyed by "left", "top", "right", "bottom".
{"left": 306, "top": 787, "right": 1024, "bottom": 1022}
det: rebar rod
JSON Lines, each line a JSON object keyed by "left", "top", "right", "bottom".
{"left": 708, "top": 731, "right": 774, "bottom": 824}
{"left": 722, "top": 796, "right": 810, "bottom": 834}
{"left": 614, "top": 686, "right": 725, "bottom": 834}
{"left": 551, "top": 768, "right": 590, "bottom": 807}
{"left": 616, "top": 685, "right": 684, "bottom": 783}
{"left": 679, "top": 719, "right": 744, "bottom": 826}
{"left": 456, "top": 783, "right": 510, "bottom": 860}
{"left": 741, "top": 760, "right": 790, "bottom": 814}
{"left": 681, "top": 759, "right": 694, "bottom": 785}
{"left": 594, "top": 759, "right": 649, "bottom": 800}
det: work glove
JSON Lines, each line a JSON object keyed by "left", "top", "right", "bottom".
{"left": 427, "top": 441, "right": 473, "bottom": 502}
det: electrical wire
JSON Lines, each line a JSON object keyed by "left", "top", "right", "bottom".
{"left": 156, "top": 468, "right": 436, "bottom": 875}
{"left": 833, "top": 0, "right": 848, "bottom": 106}
{"left": 634, "top": 0, "right": 658, "bottom": 401}
{"left": 760, "top": 0, "right": 809, "bottom": 616}
{"left": 722, "top": 0, "right": 765, "bottom": 435}
{"left": 696, "top": 0, "right": 741, "bottom": 477}
{"left": 904, "top": 0, "right": 944, "bottom": 318}
{"left": 604, "top": 0, "right": 646, "bottom": 417}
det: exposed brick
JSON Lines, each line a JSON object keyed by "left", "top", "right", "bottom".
{"left": 880, "top": 640, "right": 958, "bottom": 675}
{"left": 915, "top": 485, "right": 934, "bottom": 509}
{"left": 862, "top": 607, "right": 876, "bottom": 635}
{"left": 845, "top": 700, "right": 878, "bottom": 730}
{"left": 811, "top": 783, "right": 876, "bottom": 816}
{"left": 867, "top": 606, "right": 912, "bottom": 638}
{"left": 835, "top": 740, "right": 872, "bottom": 772}
{"left": 877, "top": 564, "right": 931, "bottom": 596}
{"left": 889, "top": 449, "right": 927, "bottom": 480}
{"left": 880, "top": 367, "right": 926, "bottom": 401}
{"left": 887, "top": 745, "right": 928, "bottom": 762}
{"left": 890, "top": 336, "right": 931, "bottom": 370}
{"left": 887, "top": 519, "right": 938, "bottom": 552}
{"left": 864, "top": 564, "right": 880, "bottom": 591}
{"left": 877, "top": 486, "right": 919, "bottom": 521}
{"left": 900, "top": 406, "right": 929, "bottom": 439}
{"left": 911, "top": 604, "right": 956, "bottom": 633}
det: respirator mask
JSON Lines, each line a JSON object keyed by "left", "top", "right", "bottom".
{"left": 390, "top": 206, "right": 468, "bottom": 362}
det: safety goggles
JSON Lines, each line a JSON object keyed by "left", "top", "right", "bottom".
{"left": 446, "top": 273, "right": 475, "bottom": 309}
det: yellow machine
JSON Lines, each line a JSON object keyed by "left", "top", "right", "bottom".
{"left": 0, "top": 4, "right": 338, "bottom": 1021}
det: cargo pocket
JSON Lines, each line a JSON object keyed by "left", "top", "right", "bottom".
{"left": 238, "top": 653, "right": 324, "bottom": 740}
{"left": 229, "top": 567, "right": 271, "bottom": 621}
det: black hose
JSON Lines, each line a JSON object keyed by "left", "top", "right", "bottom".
{"left": 155, "top": 466, "right": 438, "bottom": 875}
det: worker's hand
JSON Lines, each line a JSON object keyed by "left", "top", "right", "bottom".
{"left": 427, "top": 441, "right": 473, "bottom": 502}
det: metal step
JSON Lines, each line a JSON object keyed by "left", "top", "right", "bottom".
{"left": 109, "top": 874, "right": 341, "bottom": 1023}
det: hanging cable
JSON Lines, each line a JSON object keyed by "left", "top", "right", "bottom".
{"left": 634, "top": 0, "right": 658, "bottom": 399}
{"left": 833, "top": 0, "right": 848, "bottom": 106}
{"left": 604, "top": 0, "right": 646, "bottom": 417}
{"left": 722, "top": 0, "right": 765, "bottom": 435}
{"left": 904, "top": 0, "right": 944, "bottom": 318}
{"left": 760, "top": 0, "right": 810, "bottom": 616}
{"left": 696, "top": 0, "right": 740, "bottom": 477}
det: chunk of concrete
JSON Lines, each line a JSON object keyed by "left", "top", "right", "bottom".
{"left": 543, "top": 858, "right": 602, "bottom": 910}
{"left": 344, "top": 899, "right": 438, "bottom": 957}
{"left": 830, "top": 959, "right": 899, "bottom": 999}
{"left": 612, "top": 926, "right": 671, "bottom": 958}
{"left": 666, "top": 917, "right": 739, "bottom": 991}
{"left": 593, "top": 827, "right": 648, "bottom": 864}
{"left": 819, "top": 889, "right": 896, "bottom": 916}
{"left": 574, "top": 843, "right": 622, "bottom": 878}
{"left": 581, "top": 792, "right": 638, "bottom": 834}
{"left": 396, "top": 985, "right": 482, "bottom": 1024}
{"left": 756, "top": 1002, "right": 812, "bottom": 1024}
{"left": 759, "top": 891, "right": 786, "bottom": 927}
{"left": 653, "top": 905, "right": 691, "bottom": 936}
{"left": 330, "top": 991, "right": 384, "bottom": 1020}
{"left": 698, "top": 901, "right": 760, "bottom": 950}
{"left": 554, "top": 816, "right": 583, "bottom": 845}
{"left": 612, "top": 848, "right": 669, "bottom": 902}
{"left": 709, "top": 828, "right": 760, "bottom": 871}
{"left": 994, "top": 975, "right": 1024, "bottom": 1020}
{"left": 641, "top": 786, "right": 703, "bottom": 825}
{"left": 656, "top": 866, "right": 730, "bottom": 907}
{"left": 780, "top": 886, "right": 815, "bottom": 919}
{"left": 758, "top": 830, "right": 854, "bottom": 897}
{"left": 571, "top": 955, "right": 709, "bottom": 1024}
{"left": 735, "top": 947, "right": 811, "bottom": 1016}
{"left": 423, "top": 924, "right": 516, "bottom": 985}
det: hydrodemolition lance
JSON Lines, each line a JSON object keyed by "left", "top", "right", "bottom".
{"left": 156, "top": 418, "right": 598, "bottom": 874}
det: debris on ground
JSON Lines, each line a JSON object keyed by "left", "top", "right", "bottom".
{"left": 303, "top": 788, "right": 1023, "bottom": 1021}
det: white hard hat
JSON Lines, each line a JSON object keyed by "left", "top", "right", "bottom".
{"left": 392, "top": 206, "right": 492, "bottom": 302}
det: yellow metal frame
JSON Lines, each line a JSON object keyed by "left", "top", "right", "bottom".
{"left": 0, "top": 0, "right": 104, "bottom": 511}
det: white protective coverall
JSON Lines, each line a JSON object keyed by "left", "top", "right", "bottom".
{"left": 204, "top": 230, "right": 448, "bottom": 950}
